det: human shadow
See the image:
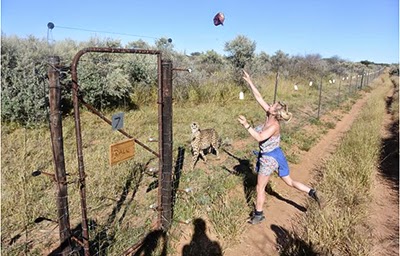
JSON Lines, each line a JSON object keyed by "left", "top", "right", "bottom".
{"left": 270, "top": 224, "right": 318, "bottom": 256}
{"left": 182, "top": 218, "right": 223, "bottom": 256}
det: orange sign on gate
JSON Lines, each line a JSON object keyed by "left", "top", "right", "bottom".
{"left": 109, "top": 139, "right": 135, "bottom": 166}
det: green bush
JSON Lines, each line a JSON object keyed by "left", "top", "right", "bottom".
{"left": 1, "top": 36, "right": 50, "bottom": 124}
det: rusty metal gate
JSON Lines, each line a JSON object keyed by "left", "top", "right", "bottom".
{"left": 48, "top": 47, "right": 173, "bottom": 255}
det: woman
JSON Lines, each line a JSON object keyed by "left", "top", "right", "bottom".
{"left": 238, "top": 70, "right": 320, "bottom": 224}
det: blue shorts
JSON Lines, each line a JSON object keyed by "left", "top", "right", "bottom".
{"left": 254, "top": 147, "right": 290, "bottom": 177}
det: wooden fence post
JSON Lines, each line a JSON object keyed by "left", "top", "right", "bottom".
{"left": 48, "top": 56, "right": 72, "bottom": 255}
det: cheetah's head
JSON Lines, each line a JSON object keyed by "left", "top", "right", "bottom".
{"left": 190, "top": 122, "right": 200, "bottom": 133}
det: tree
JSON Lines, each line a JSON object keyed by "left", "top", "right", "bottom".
{"left": 76, "top": 51, "right": 136, "bottom": 110}
{"left": 288, "top": 53, "right": 323, "bottom": 81}
{"left": 126, "top": 39, "right": 151, "bottom": 49}
{"left": 360, "top": 60, "right": 373, "bottom": 67}
{"left": 258, "top": 51, "right": 271, "bottom": 66}
{"left": 199, "top": 50, "right": 225, "bottom": 75}
{"left": 249, "top": 51, "right": 272, "bottom": 76}
{"left": 224, "top": 35, "right": 256, "bottom": 83}
{"left": 271, "top": 50, "right": 289, "bottom": 73}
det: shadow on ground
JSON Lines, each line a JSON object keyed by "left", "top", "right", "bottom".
{"left": 271, "top": 224, "right": 318, "bottom": 256}
{"left": 182, "top": 218, "right": 222, "bottom": 256}
{"left": 131, "top": 229, "right": 168, "bottom": 256}
{"left": 380, "top": 89, "right": 399, "bottom": 190}
{"left": 221, "top": 149, "right": 256, "bottom": 209}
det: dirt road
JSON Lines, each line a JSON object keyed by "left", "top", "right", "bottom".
{"left": 222, "top": 86, "right": 399, "bottom": 255}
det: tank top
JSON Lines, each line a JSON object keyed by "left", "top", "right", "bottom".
{"left": 254, "top": 124, "right": 281, "bottom": 153}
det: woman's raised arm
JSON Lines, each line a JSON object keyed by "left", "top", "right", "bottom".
{"left": 242, "top": 70, "right": 270, "bottom": 113}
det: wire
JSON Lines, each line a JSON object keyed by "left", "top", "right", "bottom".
{"left": 55, "top": 25, "right": 159, "bottom": 40}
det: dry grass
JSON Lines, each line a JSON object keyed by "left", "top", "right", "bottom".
{"left": 1, "top": 72, "right": 382, "bottom": 255}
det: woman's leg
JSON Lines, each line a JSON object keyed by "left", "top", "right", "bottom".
{"left": 249, "top": 174, "right": 270, "bottom": 224}
{"left": 255, "top": 174, "right": 271, "bottom": 211}
{"left": 281, "top": 175, "right": 321, "bottom": 205}
{"left": 280, "top": 175, "right": 311, "bottom": 193}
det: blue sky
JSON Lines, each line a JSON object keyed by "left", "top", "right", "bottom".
{"left": 1, "top": 0, "right": 399, "bottom": 64}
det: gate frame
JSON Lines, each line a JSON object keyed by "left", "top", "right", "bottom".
{"left": 68, "top": 47, "right": 173, "bottom": 255}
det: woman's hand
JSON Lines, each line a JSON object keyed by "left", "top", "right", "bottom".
{"left": 242, "top": 70, "right": 252, "bottom": 85}
{"left": 242, "top": 69, "right": 270, "bottom": 113}
{"left": 238, "top": 115, "right": 249, "bottom": 128}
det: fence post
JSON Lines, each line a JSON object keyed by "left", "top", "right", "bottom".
{"left": 360, "top": 73, "right": 364, "bottom": 90}
{"left": 338, "top": 78, "right": 342, "bottom": 104}
{"left": 355, "top": 75, "right": 359, "bottom": 91}
{"left": 360, "top": 69, "right": 365, "bottom": 90}
{"left": 158, "top": 59, "right": 173, "bottom": 230}
{"left": 317, "top": 77, "right": 323, "bottom": 119}
{"left": 48, "top": 56, "right": 72, "bottom": 255}
{"left": 273, "top": 70, "right": 279, "bottom": 103}
{"left": 348, "top": 73, "right": 353, "bottom": 94}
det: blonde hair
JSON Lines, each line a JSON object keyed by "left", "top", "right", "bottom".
{"left": 276, "top": 102, "right": 293, "bottom": 123}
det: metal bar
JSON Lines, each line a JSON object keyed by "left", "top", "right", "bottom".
{"left": 158, "top": 60, "right": 173, "bottom": 230}
{"left": 273, "top": 70, "right": 279, "bottom": 103}
{"left": 71, "top": 51, "right": 91, "bottom": 256}
{"left": 157, "top": 55, "right": 163, "bottom": 230}
{"left": 48, "top": 56, "right": 72, "bottom": 255}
